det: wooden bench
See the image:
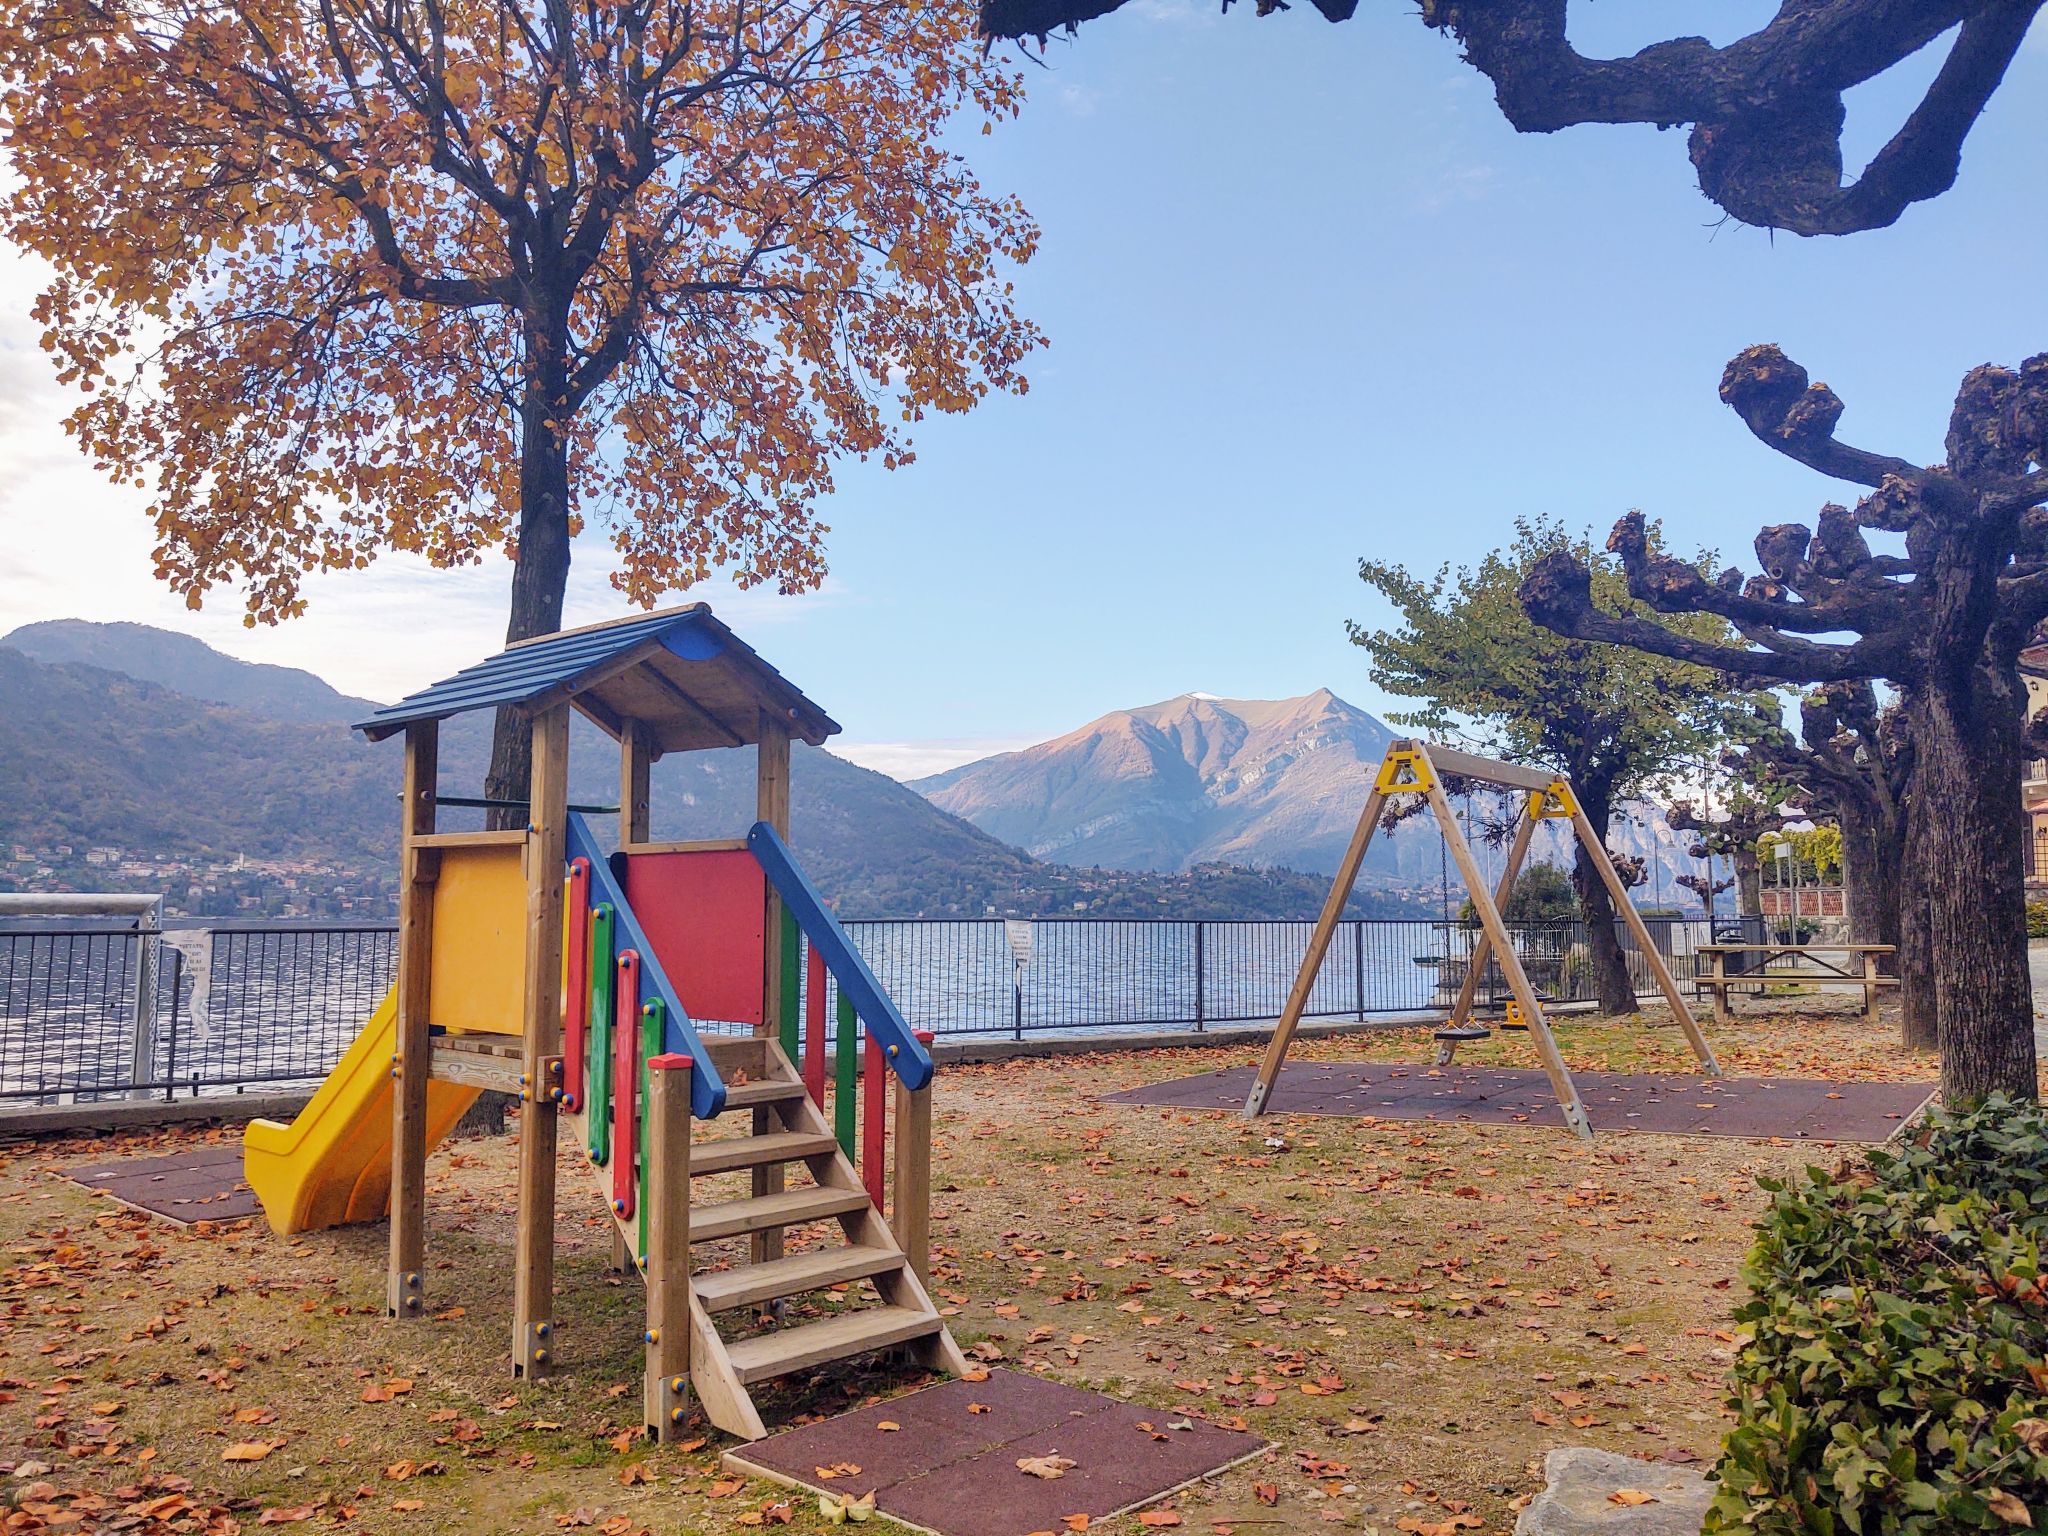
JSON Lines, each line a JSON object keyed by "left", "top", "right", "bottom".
{"left": 1694, "top": 943, "right": 1896, "bottom": 1022}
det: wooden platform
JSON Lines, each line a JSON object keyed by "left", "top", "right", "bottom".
{"left": 1108, "top": 1061, "right": 1934, "bottom": 1141}
{"left": 64, "top": 1144, "right": 260, "bottom": 1223}
{"left": 724, "top": 1370, "right": 1269, "bottom": 1536}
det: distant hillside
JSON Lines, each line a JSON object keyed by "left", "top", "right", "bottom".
{"left": 5, "top": 619, "right": 373, "bottom": 724}
{"left": 918, "top": 690, "right": 1702, "bottom": 904}
{"left": 0, "top": 634, "right": 1411, "bottom": 920}
{"left": 0, "top": 652, "right": 393, "bottom": 862}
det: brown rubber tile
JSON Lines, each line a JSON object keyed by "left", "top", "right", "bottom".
{"left": 1106, "top": 1061, "right": 1931, "bottom": 1142}
{"left": 64, "top": 1144, "right": 260, "bottom": 1224}
{"left": 725, "top": 1371, "right": 1268, "bottom": 1535}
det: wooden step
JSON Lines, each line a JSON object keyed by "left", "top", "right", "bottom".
{"left": 692, "top": 1246, "right": 905, "bottom": 1313}
{"left": 691, "top": 1186, "right": 869, "bottom": 1243}
{"left": 723, "top": 1078, "right": 807, "bottom": 1110}
{"left": 723, "top": 1305, "right": 941, "bottom": 1385}
{"left": 704, "top": 1036, "right": 774, "bottom": 1077}
{"left": 692, "top": 1131, "right": 839, "bottom": 1176}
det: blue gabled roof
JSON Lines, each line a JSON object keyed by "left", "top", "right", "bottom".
{"left": 353, "top": 604, "right": 838, "bottom": 749}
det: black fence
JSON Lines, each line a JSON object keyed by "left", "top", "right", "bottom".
{"left": 0, "top": 915, "right": 1712, "bottom": 1106}
{"left": 842, "top": 916, "right": 1712, "bottom": 1037}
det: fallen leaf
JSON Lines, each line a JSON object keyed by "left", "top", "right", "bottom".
{"left": 225, "top": 1441, "right": 281, "bottom": 1462}
{"left": 1017, "top": 1454, "right": 1077, "bottom": 1480}
{"left": 1988, "top": 1490, "right": 2033, "bottom": 1527}
{"left": 1609, "top": 1490, "right": 1656, "bottom": 1507}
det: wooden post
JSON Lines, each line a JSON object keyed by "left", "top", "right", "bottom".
{"left": 1565, "top": 803, "right": 1721, "bottom": 1077}
{"left": 1862, "top": 948, "right": 1881, "bottom": 1022}
{"left": 1244, "top": 787, "right": 1386, "bottom": 1117}
{"left": 513, "top": 704, "right": 569, "bottom": 1378}
{"left": 1711, "top": 949, "right": 1730, "bottom": 1023}
{"left": 387, "top": 722, "right": 438, "bottom": 1321}
{"left": 753, "top": 714, "right": 792, "bottom": 1265}
{"left": 891, "top": 1030, "right": 935, "bottom": 1291}
{"left": 642, "top": 1053, "right": 693, "bottom": 1442}
{"left": 1446, "top": 805, "right": 1537, "bottom": 1027}
{"left": 1424, "top": 775, "right": 1595, "bottom": 1143}
{"left": 620, "top": 719, "right": 653, "bottom": 845}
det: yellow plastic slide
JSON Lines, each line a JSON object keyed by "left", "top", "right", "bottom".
{"left": 243, "top": 988, "right": 480, "bottom": 1235}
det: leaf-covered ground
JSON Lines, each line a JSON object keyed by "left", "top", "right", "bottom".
{"left": 0, "top": 1001, "right": 1954, "bottom": 1536}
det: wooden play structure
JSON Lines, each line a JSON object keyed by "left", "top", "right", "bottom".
{"left": 1243, "top": 739, "right": 1719, "bottom": 1141}
{"left": 244, "top": 607, "right": 962, "bottom": 1442}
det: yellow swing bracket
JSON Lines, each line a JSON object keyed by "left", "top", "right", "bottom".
{"left": 1374, "top": 746, "right": 1435, "bottom": 796}
{"left": 1528, "top": 781, "right": 1578, "bottom": 820}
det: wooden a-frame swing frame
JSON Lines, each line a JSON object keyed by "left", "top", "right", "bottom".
{"left": 1243, "top": 739, "right": 1720, "bottom": 1141}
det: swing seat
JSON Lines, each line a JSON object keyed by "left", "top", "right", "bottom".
{"left": 1431, "top": 1022, "right": 1491, "bottom": 1068}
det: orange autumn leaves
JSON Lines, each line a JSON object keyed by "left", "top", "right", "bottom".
{"left": 0, "top": 0, "right": 1042, "bottom": 620}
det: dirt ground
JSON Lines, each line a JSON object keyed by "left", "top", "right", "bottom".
{"left": 0, "top": 1001, "right": 1944, "bottom": 1536}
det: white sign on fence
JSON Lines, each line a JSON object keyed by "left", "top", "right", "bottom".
{"left": 1004, "top": 918, "right": 1034, "bottom": 970}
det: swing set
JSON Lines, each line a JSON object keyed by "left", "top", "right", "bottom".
{"left": 1243, "top": 739, "right": 1719, "bottom": 1141}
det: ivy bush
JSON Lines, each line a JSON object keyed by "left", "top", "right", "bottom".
{"left": 1709, "top": 1095, "right": 2048, "bottom": 1534}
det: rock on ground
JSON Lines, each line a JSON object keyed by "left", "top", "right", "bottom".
{"left": 1514, "top": 1447, "right": 1712, "bottom": 1536}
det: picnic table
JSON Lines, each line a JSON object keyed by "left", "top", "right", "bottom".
{"left": 1694, "top": 943, "right": 1896, "bottom": 1022}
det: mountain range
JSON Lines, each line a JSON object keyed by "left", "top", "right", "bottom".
{"left": 0, "top": 620, "right": 1407, "bottom": 921}
{"left": 918, "top": 689, "right": 1701, "bottom": 907}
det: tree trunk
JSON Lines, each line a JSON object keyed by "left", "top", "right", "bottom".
{"left": 1897, "top": 780, "right": 1937, "bottom": 1051}
{"left": 1837, "top": 797, "right": 1886, "bottom": 949}
{"left": 1570, "top": 782, "right": 1637, "bottom": 1015}
{"left": 467, "top": 319, "right": 575, "bottom": 1138}
{"left": 1916, "top": 657, "right": 2036, "bottom": 1100}
{"left": 483, "top": 333, "right": 576, "bottom": 823}
{"left": 1733, "top": 846, "right": 1763, "bottom": 918}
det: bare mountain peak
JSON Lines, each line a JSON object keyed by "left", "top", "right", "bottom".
{"left": 919, "top": 687, "right": 1400, "bottom": 873}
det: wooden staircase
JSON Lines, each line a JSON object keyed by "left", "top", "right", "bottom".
{"left": 563, "top": 1034, "right": 965, "bottom": 1442}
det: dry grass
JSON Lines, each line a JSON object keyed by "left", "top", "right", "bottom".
{"left": 0, "top": 1003, "right": 1939, "bottom": 1535}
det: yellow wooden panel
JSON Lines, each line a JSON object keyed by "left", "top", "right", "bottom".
{"left": 429, "top": 843, "right": 528, "bottom": 1036}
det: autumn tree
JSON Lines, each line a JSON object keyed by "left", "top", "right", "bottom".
{"left": 1521, "top": 344, "right": 2048, "bottom": 1101}
{"left": 0, "top": 0, "right": 1042, "bottom": 804}
{"left": 1353, "top": 515, "right": 1756, "bottom": 1015}
{"left": 979, "top": 1, "right": 2041, "bottom": 237}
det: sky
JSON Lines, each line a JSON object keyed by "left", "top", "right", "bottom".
{"left": 1, "top": 4, "right": 2045, "bottom": 779}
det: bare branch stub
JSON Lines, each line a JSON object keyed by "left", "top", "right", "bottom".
{"left": 977, "top": 0, "right": 2044, "bottom": 237}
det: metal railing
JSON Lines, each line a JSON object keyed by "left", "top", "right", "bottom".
{"left": 0, "top": 913, "right": 1712, "bottom": 1106}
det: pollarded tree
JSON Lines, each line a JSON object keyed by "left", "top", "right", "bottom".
{"left": 1354, "top": 515, "right": 1757, "bottom": 1015}
{"left": 1521, "top": 344, "right": 2048, "bottom": 1101}
{"left": 0, "top": 0, "right": 1042, "bottom": 805}
{"left": 978, "top": 0, "right": 2043, "bottom": 238}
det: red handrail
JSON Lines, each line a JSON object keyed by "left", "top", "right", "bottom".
{"left": 862, "top": 1031, "right": 885, "bottom": 1206}
{"left": 803, "top": 943, "right": 827, "bottom": 1107}
{"left": 612, "top": 950, "right": 641, "bottom": 1219}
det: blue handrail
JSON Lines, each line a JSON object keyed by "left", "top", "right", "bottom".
{"left": 566, "top": 814, "right": 727, "bottom": 1119}
{"left": 746, "top": 822, "right": 934, "bottom": 1093}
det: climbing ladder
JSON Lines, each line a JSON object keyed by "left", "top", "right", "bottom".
{"left": 556, "top": 816, "right": 963, "bottom": 1442}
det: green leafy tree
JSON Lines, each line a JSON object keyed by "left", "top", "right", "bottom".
{"left": 1353, "top": 515, "right": 1755, "bottom": 1014}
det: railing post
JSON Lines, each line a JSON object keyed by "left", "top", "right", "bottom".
{"left": 126, "top": 897, "right": 163, "bottom": 1100}
{"left": 891, "top": 1029, "right": 936, "bottom": 1291}
{"left": 160, "top": 946, "right": 183, "bottom": 1103}
{"left": 1354, "top": 921, "right": 1366, "bottom": 1020}
{"left": 642, "top": 1053, "right": 692, "bottom": 1443}
{"left": 1193, "top": 922, "right": 1205, "bottom": 1033}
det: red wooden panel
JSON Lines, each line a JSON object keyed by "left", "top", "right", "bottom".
{"left": 620, "top": 850, "right": 767, "bottom": 1027}
{"left": 804, "top": 944, "right": 827, "bottom": 1107}
{"left": 862, "top": 1032, "right": 885, "bottom": 1207}
{"left": 613, "top": 951, "right": 641, "bottom": 1219}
